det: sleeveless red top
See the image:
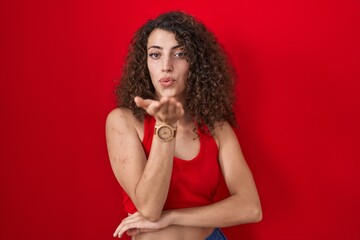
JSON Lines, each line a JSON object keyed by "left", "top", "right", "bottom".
{"left": 122, "top": 115, "right": 221, "bottom": 213}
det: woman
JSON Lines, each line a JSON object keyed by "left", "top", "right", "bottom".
{"left": 106, "top": 11, "right": 262, "bottom": 239}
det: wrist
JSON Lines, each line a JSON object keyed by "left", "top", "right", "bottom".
{"left": 154, "top": 123, "right": 177, "bottom": 142}
{"left": 162, "top": 210, "right": 177, "bottom": 226}
{"left": 155, "top": 120, "right": 178, "bottom": 128}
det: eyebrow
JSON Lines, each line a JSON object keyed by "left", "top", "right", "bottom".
{"left": 147, "top": 44, "right": 182, "bottom": 50}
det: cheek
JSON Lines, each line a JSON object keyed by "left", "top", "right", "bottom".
{"left": 177, "top": 62, "right": 189, "bottom": 75}
{"left": 146, "top": 60, "right": 151, "bottom": 72}
{"left": 147, "top": 62, "right": 156, "bottom": 77}
{"left": 181, "top": 66, "right": 190, "bottom": 78}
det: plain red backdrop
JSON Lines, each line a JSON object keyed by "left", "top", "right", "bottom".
{"left": 1, "top": 0, "right": 360, "bottom": 239}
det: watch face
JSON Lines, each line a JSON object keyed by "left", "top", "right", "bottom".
{"left": 158, "top": 125, "right": 173, "bottom": 141}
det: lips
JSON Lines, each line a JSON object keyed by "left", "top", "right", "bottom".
{"left": 159, "top": 77, "right": 176, "bottom": 87}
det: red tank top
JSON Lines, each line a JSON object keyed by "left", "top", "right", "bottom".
{"left": 122, "top": 115, "right": 221, "bottom": 213}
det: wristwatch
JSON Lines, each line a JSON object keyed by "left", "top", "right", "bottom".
{"left": 154, "top": 124, "right": 177, "bottom": 142}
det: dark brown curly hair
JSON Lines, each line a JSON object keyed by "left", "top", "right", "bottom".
{"left": 116, "top": 11, "right": 237, "bottom": 134}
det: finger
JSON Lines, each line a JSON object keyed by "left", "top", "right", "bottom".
{"left": 131, "top": 212, "right": 140, "bottom": 216}
{"left": 117, "top": 221, "right": 140, "bottom": 238}
{"left": 175, "top": 102, "right": 184, "bottom": 118}
{"left": 115, "top": 215, "right": 146, "bottom": 238}
{"left": 146, "top": 101, "right": 161, "bottom": 116}
{"left": 113, "top": 215, "right": 140, "bottom": 237}
{"left": 159, "top": 97, "right": 170, "bottom": 117}
{"left": 159, "top": 96, "right": 169, "bottom": 103}
{"left": 126, "top": 212, "right": 140, "bottom": 219}
{"left": 135, "top": 97, "right": 156, "bottom": 109}
{"left": 113, "top": 223, "right": 125, "bottom": 237}
{"left": 167, "top": 98, "right": 176, "bottom": 117}
{"left": 134, "top": 96, "right": 145, "bottom": 107}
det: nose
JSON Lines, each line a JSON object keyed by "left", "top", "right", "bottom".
{"left": 162, "top": 56, "right": 173, "bottom": 72}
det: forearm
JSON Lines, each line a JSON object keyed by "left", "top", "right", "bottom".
{"left": 167, "top": 194, "right": 262, "bottom": 228}
{"left": 113, "top": 195, "right": 261, "bottom": 238}
{"left": 134, "top": 137, "right": 175, "bottom": 220}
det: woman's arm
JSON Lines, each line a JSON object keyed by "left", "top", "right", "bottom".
{"left": 106, "top": 97, "right": 183, "bottom": 221}
{"left": 113, "top": 121, "right": 261, "bottom": 237}
{"left": 168, "top": 121, "right": 262, "bottom": 227}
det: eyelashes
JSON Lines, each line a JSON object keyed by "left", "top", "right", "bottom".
{"left": 148, "top": 53, "right": 160, "bottom": 59}
{"left": 148, "top": 52, "right": 186, "bottom": 59}
{"left": 174, "top": 52, "right": 185, "bottom": 58}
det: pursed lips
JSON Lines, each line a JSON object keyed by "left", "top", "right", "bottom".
{"left": 159, "top": 77, "right": 176, "bottom": 87}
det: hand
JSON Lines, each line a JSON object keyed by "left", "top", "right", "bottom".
{"left": 113, "top": 212, "right": 171, "bottom": 238}
{"left": 134, "top": 96, "right": 184, "bottom": 126}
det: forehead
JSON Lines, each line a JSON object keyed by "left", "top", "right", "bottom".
{"left": 147, "top": 28, "right": 179, "bottom": 48}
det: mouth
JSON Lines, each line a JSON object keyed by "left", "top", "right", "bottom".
{"left": 159, "top": 77, "right": 176, "bottom": 87}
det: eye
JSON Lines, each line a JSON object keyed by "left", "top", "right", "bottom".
{"left": 148, "top": 53, "right": 160, "bottom": 59}
{"left": 174, "top": 52, "right": 185, "bottom": 58}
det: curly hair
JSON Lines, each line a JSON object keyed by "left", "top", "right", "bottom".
{"left": 116, "top": 11, "right": 237, "bottom": 134}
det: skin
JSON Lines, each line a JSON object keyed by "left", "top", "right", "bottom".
{"left": 106, "top": 29, "right": 262, "bottom": 239}
{"left": 147, "top": 28, "right": 189, "bottom": 104}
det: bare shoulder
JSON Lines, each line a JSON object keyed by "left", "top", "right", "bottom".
{"left": 106, "top": 107, "right": 133, "bottom": 124}
{"left": 213, "top": 121, "right": 237, "bottom": 147}
{"left": 105, "top": 108, "right": 143, "bottom": 138}
{"left": 213, "top": 121, "right": 233, "bottom": 134}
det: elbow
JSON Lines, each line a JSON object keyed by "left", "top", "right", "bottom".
{"left": 251, "top": 205, "right": 263, "bottom": 223}
{"left": 133, "top": 195, "right": 163, "bottom": 221}
{"left": 133, "top": 194, "right": 165, "bottom": 221}
{"left": 236, "top": 203, "right": 262, "bottom": 224}
{"left": 248, "top": 203, "right": 262, "bottom": 223}
{"left": 137, "top": 207, "right": 162, "bottom": 222}
{"left": 141, "top": 212, "right": 161, "bottom": 222}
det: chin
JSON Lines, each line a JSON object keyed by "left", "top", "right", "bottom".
{"left": 159, "top": 90, "right": 177, "bottom": 98}
{"left": 156, "top": 88, "right": 185, "bottom": 100}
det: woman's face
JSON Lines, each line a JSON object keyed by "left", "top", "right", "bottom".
{"left": 147, "top": 28, "right": 189, "bottom": 102}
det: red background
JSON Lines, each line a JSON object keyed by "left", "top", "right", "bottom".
{"left": 1, "top": 0, "right": 360, "bottom": 239}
